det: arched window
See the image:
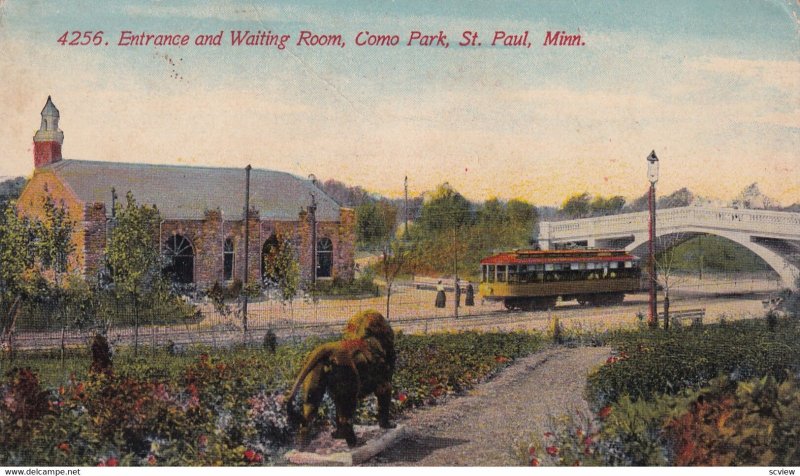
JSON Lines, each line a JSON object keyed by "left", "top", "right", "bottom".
{"left": 316, "top": 237, "right": 333, "bottom": 278}
{"left": 261, "top": 234, "right": 280, "bottom": 284}
{"left": 163, "top": 234, "right": 194, "bottom": 284}
{"left": 223, "top": 238, "right": 235, "bottom": 281}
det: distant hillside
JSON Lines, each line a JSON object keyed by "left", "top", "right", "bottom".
{"left": 0, "top": 176, "right": 26, "bottom": 206}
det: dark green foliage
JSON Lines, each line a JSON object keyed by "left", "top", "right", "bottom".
{"left": 262, "top": 330, "right": 277, "bottom": 354}
{"left": 0, "top": 177, "right": 26, "bottom": 206}
{"left": 355, "top": 200, "right": 397, "bottom": 250}
{"left": 392, "top": 331, "right": 542, "bottom": 407}
{"left": 89, "top": 334, "right": 113, "bottom": 375}
{"left": 586, "top": 319, "right": 800, "bottom": 409}
{"left": 561, "top": 192, "right": 592, "bottom": 219}
{"left": 308, "top": 273, "right": 378, "bottom": 297}
{"left": 261, "top": 235, "right": 300, "bottom": 303}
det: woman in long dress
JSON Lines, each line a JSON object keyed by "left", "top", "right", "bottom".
{"left": 465, "top": 282, "right": 475, "bottom": 306}
{"left": 435, "top": 280, "right": 446, "bottom": 308}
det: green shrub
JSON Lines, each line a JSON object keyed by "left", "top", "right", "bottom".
{"left": 587, "top": 319, "right": 800, "bottom": 408}
{"left": 392, "top": 331, "right": 542, "bottom": 407}
{"left": 308, "top": 269, "right": 379, "bottom": 297}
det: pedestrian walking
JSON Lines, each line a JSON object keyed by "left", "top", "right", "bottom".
{"left": 465, "top": 282, "right": 475, "bottom": 306}
{"left": 435, "top": 280, "right": 446, "bottom": 308}
{"left": 454, "top": 278, "right": 462, "bottom": 307}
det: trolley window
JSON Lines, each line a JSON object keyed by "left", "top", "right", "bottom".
{"left": 508, "top": 265, "right": 519, "bottom": 282}
{"left": 488, "top": 265, "right": 495, "bottom": 283}
{"left": 497, "top": 265, "right": 507, "bottom": 282}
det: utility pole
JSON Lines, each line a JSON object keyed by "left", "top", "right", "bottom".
{"left": 308, "top": 193, "right": 318, "bottom": 287}
{"left": 453, "top": 226, "right": 459, "bottom": 319}
{"left": 646, "top": 151, "right": 659, "bottom": 329}
{"left": 404, "top": 176, "right": 409, "bottom": 238}
{"left": 243, "top": 164, "right": 251, "bottom": 337}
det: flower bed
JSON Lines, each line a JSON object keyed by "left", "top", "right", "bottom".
{"left": 519, "top": 317, "right": 800, "bottom": 466}
{"left": 0, "top": 330, "right": 542, "bottom": 466}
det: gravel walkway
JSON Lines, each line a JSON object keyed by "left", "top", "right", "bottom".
{"left": 367, "top": 345, "right": 612, "bottom": 466}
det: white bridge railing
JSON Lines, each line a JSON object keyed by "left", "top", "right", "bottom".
{"left": 540, "top": 207, "right": 800, "bottom": 242}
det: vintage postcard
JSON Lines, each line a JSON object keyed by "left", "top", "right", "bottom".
{"left": 1, "top": 0, "right": 799, "bottom": 471}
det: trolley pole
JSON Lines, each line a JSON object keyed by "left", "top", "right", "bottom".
{"left": 243, "top": 164, "right": 251, "bottom": 337}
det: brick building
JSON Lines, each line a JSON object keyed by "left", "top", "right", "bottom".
{"left": 17, "top": 97, "right": 355, "bottom": 288}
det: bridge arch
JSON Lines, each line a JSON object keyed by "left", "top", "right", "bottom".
{"left": 626, "top": 227, "right": 798, "bottom": 289}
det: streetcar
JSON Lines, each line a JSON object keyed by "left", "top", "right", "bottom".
{"left": 479, "top": 248, "right": 642, "bottom": 311}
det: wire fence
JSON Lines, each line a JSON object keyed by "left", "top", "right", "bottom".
{"left": 6, "top": 272, "right": 784, "bottom": 348}
{"left": 0, "top": 272, "right": 784, "bottom": 384}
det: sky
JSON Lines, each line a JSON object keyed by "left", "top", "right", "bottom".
{"left": 0, "top": 0, "right": 798, "bottom": 206}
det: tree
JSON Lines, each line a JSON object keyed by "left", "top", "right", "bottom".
{"left": 36, "top": 196, "right": 76, "bottom": 370}
{"left": 626, "top": 192, "right": 650, "bottom": 213}
{"left": 654, "top": 233, "right": 693, "bottom": 329}
{"left": 0, "top": 204, "right": 35, "bottom": 357}
{"left": 355, "top": 200, "right": 398, "bottom": 250}
{"left": 416, "top": 183, "right": 473, "bottom": 235}
{"left": 506, "top": 198, "right": 538, "bottom": 240}
{"left": 0, "top": 195, "right": 75, "bottom": 361}
{"left": 590, "top": 195, "right": 626, "bottom": 216}
{"left": 658, "top": 187, "right": 694, "bottom": 209}
{"left": 732, "top": 183, "right": 774, "bottom": 209}
{"left": 105, "top": 192, "right": 161, "bottom": 356}
{"left": 381, "top": 239, "right": 412, "bottom": 320}
{"left": 561, "top": 192, "right": 591, "bottom": 219}
{"left": 262, "top": 235, "right": 300, "bottom": 303}
{"left": 0, "top": 177, "right": 26, "bottom": 208}
{"left": 319, "top": 179, "right": 371, "bottom": 207}
{"left": 262, "top": 234, "right": 301, "bottom": 329}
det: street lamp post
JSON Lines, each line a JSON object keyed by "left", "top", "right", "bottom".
{"left": 647, "top": 151, "right": 659, "bottom": 328}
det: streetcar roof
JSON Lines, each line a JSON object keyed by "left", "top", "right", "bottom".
{"left": 479, "top": 249, "right": 639, "bottom": 265}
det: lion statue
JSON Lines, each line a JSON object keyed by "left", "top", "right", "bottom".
{"left": 285, "top": 310, "right": 396, "bottom": 447}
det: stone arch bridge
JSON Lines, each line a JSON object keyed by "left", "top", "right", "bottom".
{"left": 538, "top": 207, "right": 800, "bottom": 289}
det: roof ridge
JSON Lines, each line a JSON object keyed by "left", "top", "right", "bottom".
{"left": 56, "top": 158, "right": 298, "bottom": 176}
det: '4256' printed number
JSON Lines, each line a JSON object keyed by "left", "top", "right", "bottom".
{"left": 57, "top": 31, "right": 106, "bottom": 46}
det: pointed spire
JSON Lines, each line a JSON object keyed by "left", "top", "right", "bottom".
{"left": 41, "top": 97, "right": 59, "bottom": 120}
{"left": 34, "top": 96, "right": 64, "bottom": 167}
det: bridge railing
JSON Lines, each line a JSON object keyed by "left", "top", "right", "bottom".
{"left": 541, "top": 207, "right": 800, "bottom": 241}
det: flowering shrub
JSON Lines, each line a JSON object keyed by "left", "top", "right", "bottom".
{"left": 517, "top": 411, "right": 604, "bottom": 466}
{"left": 665, "top": 375, "right": 800, "bottom": 466}
{"left": 4, "top": 330, "right": 543, "bottom": 465}
{"left": 248, "top": 390, "right": 292, "bottom": 447}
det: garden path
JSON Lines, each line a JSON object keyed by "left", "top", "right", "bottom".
{"left": 367, "top": 345, "right": 611, "bottom": 466}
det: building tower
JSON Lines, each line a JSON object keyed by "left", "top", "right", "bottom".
{"left": 33, "top": 96, "right": 64, "bottom": 168}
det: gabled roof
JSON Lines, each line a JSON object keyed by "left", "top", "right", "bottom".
{"left": 44, "top": 159, "right": 341, "bottom": 221}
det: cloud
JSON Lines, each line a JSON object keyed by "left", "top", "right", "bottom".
{"left": 691, "top": 56, "right": 800, "bottom": 93}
